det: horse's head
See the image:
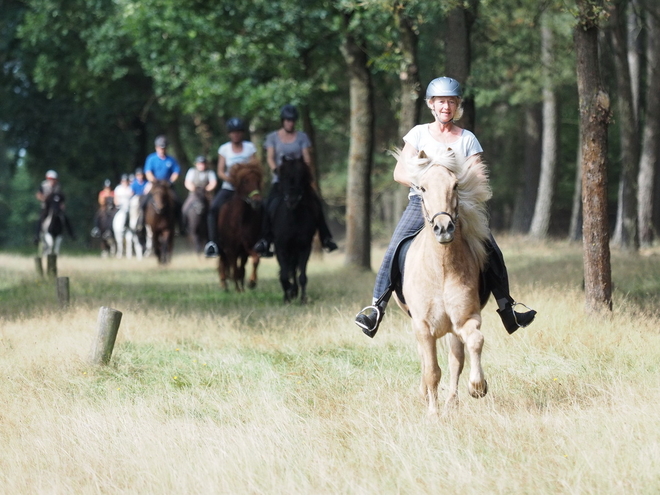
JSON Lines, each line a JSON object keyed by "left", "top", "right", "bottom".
{"left": 149, "top": 180, "right": 171, "bottom": 213}
{"left": 278, "top": 156, "right": 311, "bottom": 210}
{"left": 407, "top": 149, "right": 491, "bottom": 249}
{"left": 229, "top": 163, "right": 263, "bottom": 209}
{"left": 46, "top": 192, "right": 65, "bottom": 215}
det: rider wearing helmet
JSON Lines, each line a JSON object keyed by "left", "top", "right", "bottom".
{"left": 114, "top": 174, "right": 134, "bottom": 211}
{"left": 144, "top": 135, "right": 181, "bottom": 185}
{"left": 355, "top": 77, "right": 536, "bottom": 337}
{"left": 91, "top": 179, "right": 115, "bottom": 238}
{"left": 131, "top": 167, "right": 148, "bottom": 196}
{"left": 34, "top": 170, "right": 64, "bottom": 244}
{"left": 182, "top": 155, "right": 217, "bottom": 237}
{"left": 253, "top": 104, "right": 337, "bottom": 257}
{"left": 204, "top": 117, "right": 257, "bottom": 257}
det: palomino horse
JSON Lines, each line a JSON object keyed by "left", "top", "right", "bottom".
{"left": 271, "top": 157, "right": 318, "bottom": 303}
{"left": 144, "top": 180, "right": 176, "bottom": 264}
{"left": 217, "top": 163, "right": 263, "bottom": 291}
{"left": 40, "top": 192, "right": 74, "bottom": 256}
{"left": 183, "top": 186, "right": 209, "bottom": 254}
{"left": 394, "top": 149, "right": 492, "bottom": 415}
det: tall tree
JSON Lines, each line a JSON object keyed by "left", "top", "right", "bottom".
{"left": 575, "top": 0, "right": 612, "bottom": 312}
{"left": 341, "top": 12, "right": 374, "bottom": 269}
{"left": 529, "top": 14, "right": 559, "bottom": 239}
{"left": 637, "top": 0, "right": 660, "bottom": 247}
{"left": 609, "top": 0, "right": 640, "bottom": 250}
{"left": 511, "top": 105, "right": 541, "bottom": 233}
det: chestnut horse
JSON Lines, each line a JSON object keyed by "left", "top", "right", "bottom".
{"left": 144, "top": 180, "right": 176, "bottom": 265}
{"left": 394, "top": 149, "right": 492, "bottom": 415}
{"left": 217, "top": 163, "right": 263, "bottom": 291}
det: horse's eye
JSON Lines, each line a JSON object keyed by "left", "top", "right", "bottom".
{"left": 453, "top": 183, "right": 458, "bottom": 191}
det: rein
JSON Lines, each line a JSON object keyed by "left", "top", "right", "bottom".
{"left": 411, "top": 182, "right": 458, "bottom": 226}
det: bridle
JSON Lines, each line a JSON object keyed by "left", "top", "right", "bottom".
{"left": 411, "top": 182, "right": 459, "bottom": 227}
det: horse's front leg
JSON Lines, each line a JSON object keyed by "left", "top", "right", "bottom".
{"left": 218, "top": 255, "right": 229, "bottom": 291}
{"left": 297, "top": 249, "right": 311, "bottom": 303}
{"left": 445, "top": 333, "right": 465, "bottom": 409}
{"left": 247, "top": 251, "right": 259, "bottom": 289}
{"left": 234, "top": 256, "right": 245, "bottom": 292}
{"left": 125, "top": 231, "right": 133, "bottom": 259}
{"left": 414, "top": 321, "right": 441, "bottom": 416}
{"left": 456, "top": 316, "right": 487, "bottom": 398}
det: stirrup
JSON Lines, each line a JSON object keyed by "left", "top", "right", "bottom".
{"left": 511, "top": 301, "right": 535, "bottom": 326}
{"left": 355, "top": 305, "right": 383, "bottom": 338}
{"left": 204, "top": 241, "right": 219, "bottom": 258}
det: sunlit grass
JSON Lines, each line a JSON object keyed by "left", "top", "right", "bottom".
{"left": 1, "top": 238, "right": 660, "bottom": 493}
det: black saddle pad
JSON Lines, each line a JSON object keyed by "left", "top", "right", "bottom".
{"left": 389, "top": 229, "right": 490, "bottom": 308}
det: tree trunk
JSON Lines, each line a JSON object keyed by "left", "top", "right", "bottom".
{"left": 445, "top": 2, "right": 476, "bottom": 131}
{"left": 341, "top": 19, "right": 374, "bottom": 269}
{"left": 393, "top": 4, "right": 421, "bottom": 232}
{"left": 638, "top": 0, "right": 660, "bottom": 247}
{"left": 530, "top": 17, "right": 559, "bottom": 239}
{"left": 511, "top": 105, "right": 542, "bottom": 234}
{"left": 610, "top": 0, "right": 640, "bottom": 251}
{"left": 627, "top": 0, "right": 642, "bottom": 120}
{"left": 568, "top": 133, "right": 583, "bottom": 241}
{"left": 575, "top": 0, "right": 613, "bottom": 313}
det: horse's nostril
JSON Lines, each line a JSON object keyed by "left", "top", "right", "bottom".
{"left": 447, "top": 222, "right": 455, "bottom": 234}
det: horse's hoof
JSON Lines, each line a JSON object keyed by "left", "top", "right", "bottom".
{"left": 248, "top": 281, "right": 257, "bottom": 290}
{"left": 468, "top": 380, "right": 488, "bottom": 398}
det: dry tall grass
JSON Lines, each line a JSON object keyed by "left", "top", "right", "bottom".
{"left": 1, "top": 239, "right": 660, "bottom": 494}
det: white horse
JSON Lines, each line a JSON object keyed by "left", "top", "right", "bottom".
{"left": 114, "top": 195, "right": 144, "bottom": 259}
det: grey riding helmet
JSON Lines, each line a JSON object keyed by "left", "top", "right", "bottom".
{"left": 154, "top": 135, "right": 168, "bottom": 148}
{"left": 425, "top": 77, "right": 462, "bottom": 99}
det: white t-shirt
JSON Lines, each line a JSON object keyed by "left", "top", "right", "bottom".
{"left": 403, "top": 124, "right": 483, "bottom": 196}
{"left": 113, "top": 184, "right": 134, "bottom": 210}
{"left": 218, "top": 141, "right": 257, "bottom": 190}
{"left": 403, "top": 124, "right": 483, "bottom": 160}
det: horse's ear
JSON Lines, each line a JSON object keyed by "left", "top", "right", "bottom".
{"left": 418, "top": 150, "right": 428, "bottom": 159}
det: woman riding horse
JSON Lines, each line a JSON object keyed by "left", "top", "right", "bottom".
{"left": 253, "top": 104, "right": 337, "bottom": 257}
{"left": 355, "top": 77, "right": 537, "bottom": 337}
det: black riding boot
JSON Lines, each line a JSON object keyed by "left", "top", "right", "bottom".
{"left": 484, "top": 234, "right": 536, "bottom": 334}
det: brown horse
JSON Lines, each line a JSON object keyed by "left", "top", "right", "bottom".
{"left": 144, "top": 180, "right": 176, "bottom": 265}
{"left": 217, "top": 163, "right": 263, "bottom": 291}
{"left": 394, "top": 149, "right": 492, "bottom": 415}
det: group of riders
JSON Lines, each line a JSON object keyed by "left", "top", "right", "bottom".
{"left": 34, "top": 86, "right": 537, "bottom": 339}
{"left": 40, "top": 104, "right": 338, "bottom": 261}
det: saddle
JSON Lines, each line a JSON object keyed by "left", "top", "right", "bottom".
{"left": 386, "top": 228, "right": 490, "bottom": 308}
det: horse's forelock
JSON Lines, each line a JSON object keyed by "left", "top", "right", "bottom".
{"left": 229, "top": 163, "right": 262, "bottom": 190}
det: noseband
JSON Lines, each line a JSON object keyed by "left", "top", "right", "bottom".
{"left": 411, "top": 183, "right": 459, "bottom": 226}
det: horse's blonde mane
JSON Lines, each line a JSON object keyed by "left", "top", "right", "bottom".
{"left": 394, "top": 147, "right": 492, "bottom": 268}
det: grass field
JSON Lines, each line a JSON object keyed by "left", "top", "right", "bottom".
{"left": 1, "top": 237, "right": 660, "bottom": 494}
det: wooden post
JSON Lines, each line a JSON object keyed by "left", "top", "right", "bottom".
{"left": 46, "top": 254, "right": 57, "bottom": 278}
{"left": 56, "top": 277, "right": 70, "bottom": 308}
{"left": 35, "top": 256, "right": 44, "bottom": 278}
{"left": 89, "top": 307, "right": 123, "bottom": 365}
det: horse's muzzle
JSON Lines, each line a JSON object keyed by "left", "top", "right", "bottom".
{"left": 434, "top": 220, "right": 455, "bottom": 244}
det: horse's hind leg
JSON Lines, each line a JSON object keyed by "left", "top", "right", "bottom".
{"left": 414, "top": 323, "right": 441, "bottom": 416}
{"left": 445, "top": 333, "right": 465, "bottom": 409}
{"left": 247, "top": 252, "right": 259, "bottom": 289}
{"left": 457, "top": 317, "right": 487, "bottom": 398}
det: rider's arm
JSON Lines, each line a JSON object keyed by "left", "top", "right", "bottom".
{"left": 393, "top": 141, "right": 417, "bottom": 187}
{"left": 169, "top": 171, "right": 179, "bottom": 183}
{"left": 206, "top": 172, "right": 218, "bottom": 192}
{"left": 217, "top": 154, "right": 230, "bottom": 183}
{"left": 184, "top": 170, "right": 196, "bottom": 192}
{"left": 266, "top": 146, "right": 277, "bottom": 173}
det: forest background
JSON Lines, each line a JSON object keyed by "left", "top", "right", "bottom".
{"left": 0, "top": 0, "right": 658, "bottom": 271}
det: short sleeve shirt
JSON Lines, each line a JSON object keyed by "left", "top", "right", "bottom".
{"left": 264, "top": 131, "right": 311, "bottom": 184}
{"left": 113, "top": 184, "right": 134, "bottom": 209}
{"left": 403, "top": 124, "right": 483, "bottom": 196}
{"left": 403, "top": 124, "right": 483, "bottom": 160}
{"left": 184, "top": 168, "right": 218, "bottom": 189}
{"left": 218, "top": 141, "right": 257, "bottom": 191}
{"left": 143, "top": 153, "right": 181, "bottom": 182}
{"left": 131, "top": 179, "right": 148, "bottom": 196}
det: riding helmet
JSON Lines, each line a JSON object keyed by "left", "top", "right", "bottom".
{"left": 226, "top": 117, "right": 245, "bottom": 133}
{"left": 104, "top": 179, "right": 111, "bottom": 188}
{"left": 280, "top": 104, "right": 299, "bottom": 121}
{"left": 154, "top": 135, "right": 168, "bottom": 148}
{"left": 135, "top": 167, "right": 143, "bottom": 175}
{"left": 195, "top": 155, "right": 207, "bottom": 164}
{"left": 426, "top": 77, "right": 462, "bottom": 99}
{"left": 121, "top": 174, "right": 129, "bottom": 182}
{"left": 45, "top": 170, "right": 58, "bottom": 179}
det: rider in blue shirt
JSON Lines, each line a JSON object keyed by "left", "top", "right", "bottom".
{"left": 144, "top": 136, "right": 181, "bottom": 183}
{"left": 130, "top": 167, "right": 148, "bottom": 196}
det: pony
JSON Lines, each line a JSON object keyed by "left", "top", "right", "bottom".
{"left": 96, "top": 197, "right": 117, "bottom": 257}
{"left": 217, "top": 163, "right": 263, "bottom": 291}
{"left": 271, "top": 156, "right": 318, "bottom": 303}
{"left": 113, "top": 195, "right": 143, "bottom": 259}
{"left": 144, "top": 180, "right": 176, "bottom": 264}
{"left": 183, "top": 186, "right": 209, "bottom": 254}
{"left": 393, "top": 149, "right": 492, "bottom": 415}
{"left": 40, "top": 192, "right": 74, "bottom": 256}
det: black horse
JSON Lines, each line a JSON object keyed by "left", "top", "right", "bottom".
{"left": 95, "top": 197, "right": 118, "bottom": 257}
{"left": 40, "top": 192, "right": 74, "bottom": 256}
{"left": 271, "top": 157, "right": 318, "bottom": 303}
